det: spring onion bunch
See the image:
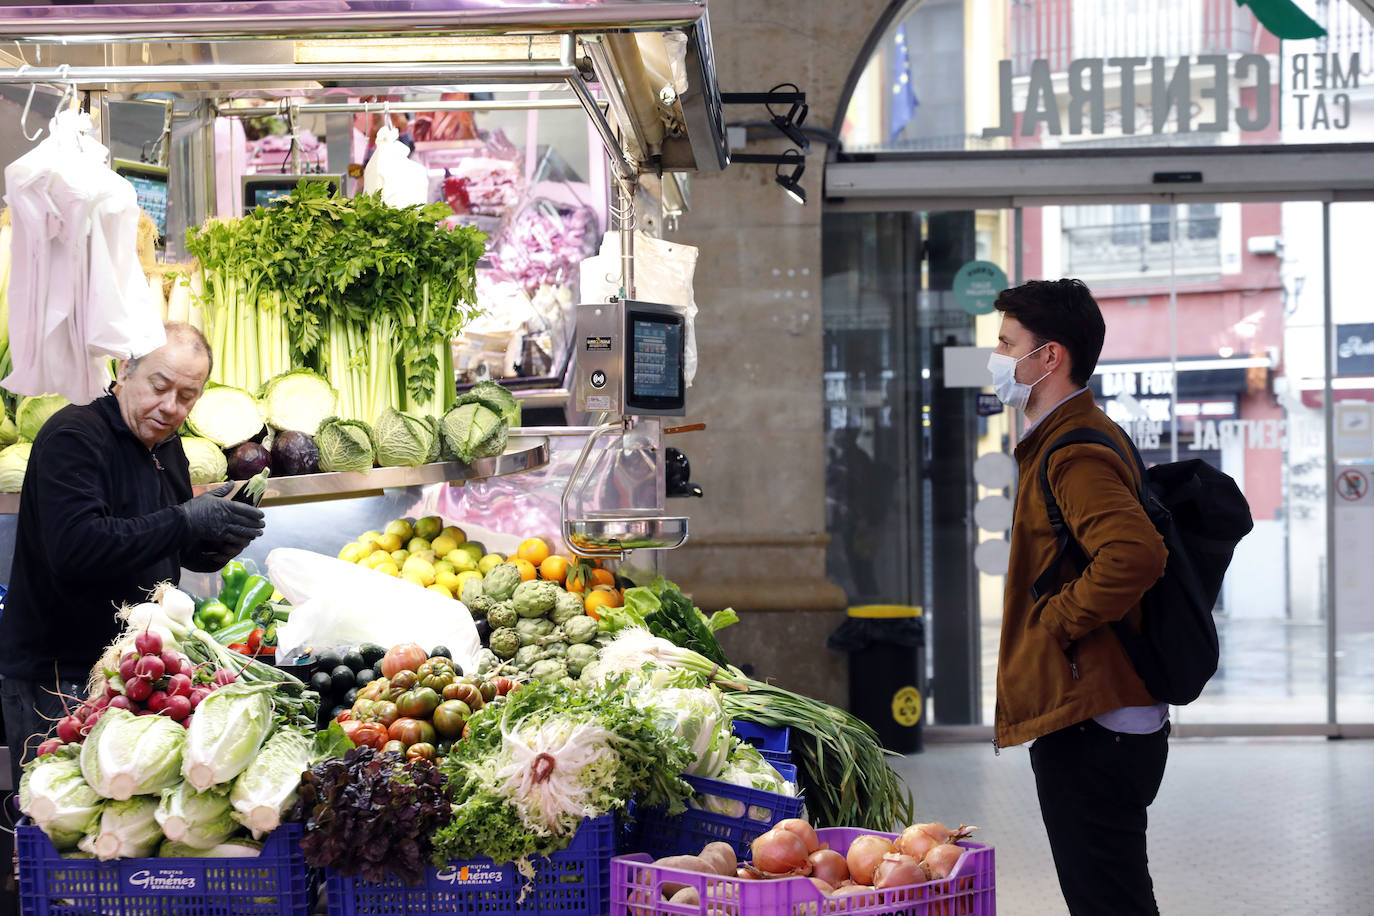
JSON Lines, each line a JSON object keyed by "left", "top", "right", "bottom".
{"left": 596, "top": 628, "right": 915, "bottom": 832}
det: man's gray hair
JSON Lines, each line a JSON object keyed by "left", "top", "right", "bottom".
{"left": 123, "top": 322, "right": 213, "bottom": 378}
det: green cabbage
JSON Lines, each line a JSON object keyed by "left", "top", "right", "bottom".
{"left": 690, "top": 740, "right": 795, "bottom": 820}
{"left": 180, "top": 436, "right": 228, "bottom": 485}
{"left": 628, "top": 672, "right": 733, "bottom": 778}
{"left": 315, "top": 416, "right": 375, "bottom": 472}
{"left": 19, "top": 752, "right": 103, "bottom": 850}
{"left": 83, "top": 795, "right": 163, "bottom": 860}
{"left": 186, "top": 385, "right": 264, "bottom": 447}
{"left": 230, "top": 727, "right": 312, "bottom": 838}
{"left": 16, "top": 394, "right": 68, "bottom": 441}
{"left": 373, "top": 407, "right": 435, "bottom": 467}
{"left": 155, "top": 782, "right": 237, "bottom": 850}
{"left": 80, "top": 708, "right": 187, "bottom": 800}
{"left": 0, "top": 441, "right": 31, "bottom": 492}
{"left": 0, "top": 412, "right": 18, "bottom": 448}
{"left": 423, "top": 415, "right": 441, "bottom": 463}
{"left": 159, "top": 837, "right": 262, "bottom": 858}
{"left": 439, "top": 402, "right": 508, "bottom": 463}
{"left": 181, "top": 683, "right": 275, "bottom": 790}
{"left": 259, "top": 369, "right": 338, "bottom": 434}
{"left": 456, "top": 381, "right": 520, "bottom": 427}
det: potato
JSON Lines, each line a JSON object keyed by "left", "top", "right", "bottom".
{"left": 669, "top": 886, "right": 701, "bottom": 907}
{"left": 651, "top": 855, "right": 715, "bottom": 898}
{"left": 697, "top": 842, "right": 738, "bottom": 877}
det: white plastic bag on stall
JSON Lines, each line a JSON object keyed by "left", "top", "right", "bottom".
{"left": 266, "top": 548, "right": 480, "bottom": 671}
{"left": 363, "top": 125, "right": 428, "bottom": 207}
{"left": 578, "top": 231, "right": 699, "bottom": 386}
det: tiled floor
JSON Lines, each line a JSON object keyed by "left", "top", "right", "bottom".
{"left": 890, "top": 736, "right": 1374, "bottom": 915}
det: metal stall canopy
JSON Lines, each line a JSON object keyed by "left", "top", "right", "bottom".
{"left": 0, "top": 0, "right": 729, "bottom": 178}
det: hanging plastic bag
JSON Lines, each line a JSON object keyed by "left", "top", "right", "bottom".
{"left": 579, "top": 231, "right": 699, "bottom": 387}
{"left": 362, "top": 124, "right": 427, "bottom": 207}
{"left": 266, "top": 548, "right": 480, "bottom": 670}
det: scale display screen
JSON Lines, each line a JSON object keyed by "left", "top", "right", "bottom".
{"left": 113, "top": 160, "right": 168, "bottom": 245}
{"left": 242, "top": 174, "right": 342, "bottom": 213}
{"left": 627, "top": 308, "right": 684, "bottom": 411}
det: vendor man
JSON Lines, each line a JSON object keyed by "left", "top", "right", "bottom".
{"left": 0, "top": 322, "right": 264, "bottom": 786}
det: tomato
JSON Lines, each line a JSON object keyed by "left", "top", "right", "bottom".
{"left": 227, "top": 642, "right": 250, "bottom": 654}
{"left": 351, "top": 722, "right": 389, "bottom": 749}
{"left": 396, "top": 687, "right": 440, "bottom": 719}
{"left": 418, "top": 658, "right": 454, "bottom": 679}
{"left": 380, "top": 643, "right": 428, "bottom": 679}
{"left": 371, "top": 700, "right": 400, "bottom": 728}
{"left": 405, "top": 742, "right": 437, "bottom": 761}
{"left": 388, "top": 717, "right": 436, "bottom": 746}
{"left": 442, "top": 682, "right": 483, "bottom": 711}
{"left": 358, "top": 678, "right": 390, "bottom": 702}
{"left": 351, "top": 698, "right": 377, "bottom": 721}
{"left": 387, "top": 670, "right": 419, "bottom": 699}
{"left": 489, "top": 676, "right": 518, "bottom": 697}
{"left": 477, "top": 680, "right": 498, "bottom": 703}
{"left": 246, "top": 628, "right": 264, "bottom": 654}
{"left": 339, "top": 719, "right": 364, "bottom": 743}
{"left": 335, "top": 710, "right": 353, "bottom": 723}
{"left": 432, "top": 700, "right": 472, "bottom": 738}
{"left": 382, "top": 740, "right": 407, "bottom": 755}
{"left": 420, "top": 670, "right": 455, "bottom": 692}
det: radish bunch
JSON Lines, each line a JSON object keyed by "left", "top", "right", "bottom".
{"left": 41, "top": 630, "right": 240, "bottom": 756}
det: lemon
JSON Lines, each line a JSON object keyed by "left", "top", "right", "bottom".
{"left": 390, "top": 549, "right": 409, "bottom": 565}
{"left": 408, "top": 537, "right": 432, "bottom": 554}
{"left": 434, "top": 560, "right": 455, "bottom": 578}
{"left": 337, "top": 543, "right": 366, "bottom": 563}
{"left": 364, "top": 549, "right": 394, "bottom": 568}
{"left": 431, "top": 534, "right": 460, "bottom": 558}
{"left": 402, "top": 555, "right": 437, "bottom": 587}
{"left": 402, "top": 571, "right": 428, "bottom": 589}
{"left": 427, "top": 583, "right": 454, "bottom": 599}
{"left": 414, "top": 516, "right": 443, "bottom": 542}
{"left": 374, "top": 561, "right": 399, "bottom": 577}
{"left": 441, "top": 525, "right": 467, "bottom": 545}
{"left": 445, "top": 549, "right": 477, "bottom": 572}
{"left": 375, "top": 533, "right": 403, "bottom": 553}
{"left": 436, "top": 570, "right": 463, "bottom": 593}
{"left": 359, "top": 530, "right": 382, "bottom": 544}
{"left": 457, "top": 542, "right": 484, "bottom": 564}
{"left": 385, "top": 518, "right": 415, "bottom": 543}
{"left": 454, "top": 570, "right": 484, "bottom": 594}
{"left": 477, "top": 553, "right": 506, "bottom": 574}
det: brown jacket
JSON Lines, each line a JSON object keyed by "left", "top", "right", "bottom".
{"left": 995, "top": 390, "right": 1167, "bottom": 749}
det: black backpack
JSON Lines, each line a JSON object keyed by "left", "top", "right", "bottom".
{"left": 1032, "top": 427, "right": 1254, "bottom": 705}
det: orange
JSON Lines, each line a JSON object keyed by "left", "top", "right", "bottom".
{"left": 589, "top": 568, "right": 616, "bottom": 588}
{"left": 539, "top": 555, "right": 570, "bottom": 583}
{"left": 516, "top": 537, "right": 551, "bottom": 566}
{"left": 566, "top": 563, "right": 594, "bottom": 594}
{"left": 511, "top": 558, "right": 538, "bottom": 581}
{"left": 583, "top": 586, "right": 623, "bottom": 620}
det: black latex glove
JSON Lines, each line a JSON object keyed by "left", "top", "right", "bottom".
{"left": 184, "top": 537, "right": 254, "bottom": 573}
{"left": 179, "top": 482, "right": 266, "bottom": 544}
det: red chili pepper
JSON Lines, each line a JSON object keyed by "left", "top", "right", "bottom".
{"left": 227, "top": 643, "right": 250, "bottom": 654}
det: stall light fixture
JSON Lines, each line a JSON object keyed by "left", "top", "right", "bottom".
{"left": 730, "top": 149, "right": 807, "bottom": 205}
{"left": 721, "top": 84, "right": 808, "bottom": 151}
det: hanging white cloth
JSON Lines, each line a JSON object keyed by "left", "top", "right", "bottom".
{"left": 363, "top": 123, "right": 428, "bottom": 208}
{"left": 3, "top": 108, "right": 165, "bottom": 404}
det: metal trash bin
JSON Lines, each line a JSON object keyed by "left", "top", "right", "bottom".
{"left": 827, "top": 604, "right": 925, "bottom": 754}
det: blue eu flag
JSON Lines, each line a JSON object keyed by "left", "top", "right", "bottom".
{"left": 890, "top": 24, "right": 919, "bottom": 143}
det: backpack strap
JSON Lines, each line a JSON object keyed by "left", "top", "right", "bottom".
{"left": 1030, "top": 427, "right": 1142, "bottom": 602}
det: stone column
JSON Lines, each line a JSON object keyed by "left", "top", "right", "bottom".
{"left": 661, "top": 0, "right": 892, "bottom": 709}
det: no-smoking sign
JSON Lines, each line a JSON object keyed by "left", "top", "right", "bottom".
{"left": 1338, "top": 468, "right": 1369, "bottom": 502}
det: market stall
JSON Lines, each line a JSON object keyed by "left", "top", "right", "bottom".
{"left": 0, "top": 3, "right": 994, "bottom": 914}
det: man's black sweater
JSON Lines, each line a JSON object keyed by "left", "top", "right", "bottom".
{"left": 0, "top": 395, "right": 216, "bottom": 681}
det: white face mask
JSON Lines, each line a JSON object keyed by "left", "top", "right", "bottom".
{"left": 986, "top": 343, "right": 1051, "bottom": 411}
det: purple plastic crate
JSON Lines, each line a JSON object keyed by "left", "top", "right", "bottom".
{"left": 17, "top": 820, "right": 310, "bottom": 916}
{"left": 612, "top": 827, "right": 995, "bottom": 916}
{"left": 325, "top": 814, "right": 616, "bottom": 916}
{"left": 626, "top": 774, "right": 805, "bottom": 861}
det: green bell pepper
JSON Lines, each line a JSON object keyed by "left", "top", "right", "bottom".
{"left": 234, "top": 575, "right": 275, "bottom": 622}
{"left": 219, "top": 561, "right": 248, "bottom": 609}
{"left": 196, "top": 599, "right": 235, "bottom": 633}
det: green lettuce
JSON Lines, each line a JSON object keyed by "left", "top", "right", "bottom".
{"left": 690, "top": 740, "right": 796, "bottom": 820}
{"left": 16, "top": 394, "right": 68, "bottom": 441}
{"left": 83, "top": 795, "right": 163, "bottom": 860}
{"left": 627, "top": 671, "right": 733, "bottom": 778}
{"left": 156, "top": 782, "right": 238, "bottom": 850}
{"left": 181, "top": 683, "right": 275, "bottom": 790}
{"left": 80, "top": 708, "right": 187, "bottom": 800}
{"left": 181, "top": 436, "right": 228, "bottom": 485}
{"left": 230, "top": 727, "right": 312, "bottom": 838}
{"left": 0, "top": 441, "right": 31, "bottom": 492}
{"left": 159, "top": 837, "right": 262, "bottom": 858}
{"left": 19, "top": 751, "right": 103, "bottom": 850}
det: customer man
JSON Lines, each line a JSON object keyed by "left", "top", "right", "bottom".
{"left": 989, "top": 279, "right": 1169, "bottom": 916}
{"left": 0, "top": 322, "right": 264, "bottom": 785}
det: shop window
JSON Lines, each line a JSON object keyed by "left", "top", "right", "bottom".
{"left": 1062, "top": 203, "right": 1222, "bottom": 279}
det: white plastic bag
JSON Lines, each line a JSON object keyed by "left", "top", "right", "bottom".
{"left": 266, "top": 548, "right": 480, "bottom": 670}
{"left": 578, "top": 231, "right": 699, "bottom": 386}
{"left": 362, "top": 125, "right": 428, "bottom": 207}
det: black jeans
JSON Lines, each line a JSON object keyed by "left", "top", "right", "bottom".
{"left": 1029, "top": 718, "right": 1170, "bottom": 916}
{"left": 0, "top": 674, "right": 85, "bottom": 793}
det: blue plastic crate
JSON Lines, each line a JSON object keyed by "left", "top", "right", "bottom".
{"left": 731, "top": 720, "right": 794, "bottom": 770}
{"left": 17, "top": 820, "right": 310, "bottom": 916}
{"left": 325, "top": 814, "right": 616, "bottom": 916}
{"left": 626, "top": 773, "right": 805, "bottom": 861}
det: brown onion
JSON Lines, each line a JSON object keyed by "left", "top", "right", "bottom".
{"left": 832, "top": 885, "right": 879, "bottom": 902}
{"left": 774, "top": 818, "right": 820, "bottom": 853}
{"left": 750, "top": 828, "right": 812, "bottom": 876}
{"left": 873, "top": 853, "right": 928, "bottom": 890}
{"left": 921, "top": 843, "right": 965, "bottom": 879}
{"left": 897, "top": 824, "right": 939, "bottom": 860}
{"left": 914, "top": 821, "right": 951, "bottom": 844}
{"left": 807, "top": 877, "right": 835, "bottom": 895}
{"left": 735, "top": 867, "right": 758, "bottom": 880}
{"left": 807, "top": 849, "right": 849, "bottom": 887}
{"left": 844, "top": 835, "right": 896, "bottom": 886}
